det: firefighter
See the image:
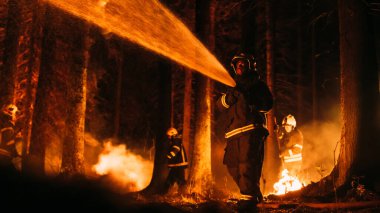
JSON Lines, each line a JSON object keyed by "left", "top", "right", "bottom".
{"left": 277, "top": 114, "right": 303, "bottom": 176}
{"left": 216, "top": 52, "right": 273, "bottom": 208}
{"left": 0, "top": 104, "right": 22, "bottom": 169}
{"left": 165, "top": 127, "right": 188, "bottom": 193}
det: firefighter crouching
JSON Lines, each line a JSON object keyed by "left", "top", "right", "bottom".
{"left": 216, "top": 52, "right": 273, "bottom": 208}
{"left": 0, "top": 104, "right": 22, "bottom": 169}
{"left": 277, "top": 114, "right": 303, "bottom": 176}
{"left": 165, "top": 127, "right": 188, "bottom": 193}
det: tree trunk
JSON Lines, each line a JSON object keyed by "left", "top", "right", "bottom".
{"left": 29, "top": 6, "right": 62, "bottom": 176}
{"left": 21, "top": 1, "right": 44, "bottom": 172}
{"left": 311, "top": 22, "right": 317, "bottom": 127}
{"left": 240, "top": 0, "right": 256, "bottom": 53}
{"left": 296, "top": 0, "right": 303, "bottom": 122}
{"left": 142, "top": 61, "right": 171, "bottom": 194}
{"left": 187, "top": 0, "right": 215, "bottom": 195}
{"left": 190, "top": 75, "right": 212, "bottom": 195}
{"left": 0, "top": 0, "right": 17, "bottom": 106}
{"left": 60, "top": 21, "right": 89, "bottom": 178}
{"left": 0, "top": 0, "right": 9, "bottom": 106}
{"left": 0, "top": 0, "right": 44, "bottom": 172}
{"left": 303, "top": 0, "right": 379, "bottom": 196}
{"left": 182, "top": 69, "right": 192, "bottom": 176}
{"left": 168, "top": 0, "right": 196, "bottom": 183}
{"left": 335, "top": 0, "right": 379, "bottom": 188}
{"left": 106, "top": 39, "right": 123, "bottom": 139}
{"left": 29, "top": 7, "right": 88, "bottom": 177}
{"left": 12, "top": 0, "right": 44, "bottom": 172}
{"left": 262, "top": 0, "right": 279, "bottom": 195}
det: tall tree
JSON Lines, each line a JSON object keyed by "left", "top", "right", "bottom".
{"left": 187, "top": 0, "right": 215, "bottom": 195}
{"left": 60, "top": 22, "right": 89, "bottom": 177}
{"left": 0, "top": 0, "right": 9, "bottom": 106}
{"left": 261, "top": 0, "right": 279, "bottom": 195}
{"left": 13, "top": 0, "right": 45, "bottom": 171}
{"left": 29, "top": 6, "right": 89, "bottom": 177}
{"left": 334, "top": 0, "right": 379, "bottom": 188}
{"left": 296, "top": 0, "right": 304, "bottom": 121}
{"left": 304, "top": 0, "right": 379, "bottom": 196}
{"left": 142, "top": 61, "right": 171, "bottom": 194}
{"left": 311, "top": 21, "right": 318, "bottom": 126}
{"left": 182, "top": 68, "right": 192, "bottom": 176}
{"left": 166, "top": 0, "right": 196, "bottom": 180}
{"left": 0, "top": 0, "right": 17, "bottom": 106}
{"left": 0, "top": 0, "right": 44, "bottom": 172}
{"left": 106, "top": 39, "right": 123, "bottom": 138}
{"left": 241, "top": 0, "right": 256, "bottom": 54}
{"left": 0, "top": 0, "right": 7, "bottom": 48}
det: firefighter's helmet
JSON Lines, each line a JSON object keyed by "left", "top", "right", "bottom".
{"left": 2, "top": 104, "right": 18, "bottom": 118}
{"left": 282, "top": 114, "right": 296, "bottom": 128}
{"left": 230, "top": 52, "right": 257, "bottom": 75}
{"left": 166, "top": 127, "right": 178, "bottom": 137}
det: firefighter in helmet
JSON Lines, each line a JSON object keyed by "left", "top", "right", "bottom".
{"left": 216, "top": 52, "right": 273, "bottom": 208}
{"left": 0, "top": 104, "right": 22, "bottom": 168}
{"left": 165, "top": 127, "right": 188, "bottom": 193}
{"left": 277, "top": 114, "right": 304, "bottom": 176}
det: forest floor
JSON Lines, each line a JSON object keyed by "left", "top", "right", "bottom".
{"left": 2, "top": 166, "right": 380, "bottom": 212}
{"left": 130, "top": 192, "right": 380, "bottom": 213}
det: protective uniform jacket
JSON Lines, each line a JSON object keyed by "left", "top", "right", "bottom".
{"left": 217, "top": 76, "right": 273, "bottom": 166}
{"left": 278, "top": 127, "right": 303, "bottom": 164}
{"left": 167, "top": 136, "right": 188, "bottom": 168}
{"left": 217, "top": 79, "right": 273, "bottom": 140}
{"left": 0, "top": 113, "right": 18, "bottom": 158}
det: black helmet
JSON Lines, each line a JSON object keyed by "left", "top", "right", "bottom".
{"left": 230, "top": 52, "right": 257, "bottom": 75}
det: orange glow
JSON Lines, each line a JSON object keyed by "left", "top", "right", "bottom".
{"left": 93, "top": 141, "right": 153, "bottom": 192}
{"left": 44, "top": 0, "right": 235, "bottom": 87}
{"left": 273, "top": 169, "right": 303, "bottom": 195}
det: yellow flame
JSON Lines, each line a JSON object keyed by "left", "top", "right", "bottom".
{"left": 93, "top": 141, "right": 153, "bottom": 192}
{"left": 44, "top": 0, "right": 235, "bottom": 87}
{"left": 273, "top": 169, "right": 303, "bottom": 195}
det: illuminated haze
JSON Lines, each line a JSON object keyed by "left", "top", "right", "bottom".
{"left": 298, "top": 119, "right": 341, "bottom": 183}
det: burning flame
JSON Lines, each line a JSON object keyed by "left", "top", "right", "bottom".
{"left": 273, "top": 169, "right": 303, "bottom": 195}
{"left": 93, "top": 141, "right": 153, "bottom": 192}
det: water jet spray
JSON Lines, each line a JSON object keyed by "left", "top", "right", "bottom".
{"left": 44, "top": 0, "right": 235, "bottom": 87}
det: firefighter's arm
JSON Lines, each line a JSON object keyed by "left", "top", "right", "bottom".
{"left": 291, "top": 143, "right": 303, "bottom": 154}
{"left": 291, "top": 131, "right": 303, "bottom": 153}
{"left": 216, "top": 88, "right": 238, "bottom": 111}
{"left": 1, "top": 127, "right": 16, "bottom": 147}
{"left": 166, "top": 139, "right": 181, "bottom": 159}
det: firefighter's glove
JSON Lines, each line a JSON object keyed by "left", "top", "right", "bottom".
{"left": 235, "top": 82, "right": 245, "bottom": 93}
{"left": 167, "top": 151, "right": 176, "bottom": 159}
{"left": 225, "top": 89, "right": 239, "bottom": 106}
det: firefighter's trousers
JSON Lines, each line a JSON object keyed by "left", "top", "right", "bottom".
{"left": 224, "top": 127, "right": 267, "bottom": 198}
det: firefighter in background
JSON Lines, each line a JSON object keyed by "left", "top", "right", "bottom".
{"left": 216, "top": 53, "right": 273, "bottom": 207}
{"left": 165, "top": 127, "right": 188, "bottom": 193}
{"left": 277, "top": 114, "right": 304, "bottom": 176}
{"left": 0, "top": 104, "right": 22, "bottom": 169}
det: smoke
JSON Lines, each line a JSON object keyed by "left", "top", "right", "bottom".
{"left": 298, "top": 118, "right": 341, "bottom": 184}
